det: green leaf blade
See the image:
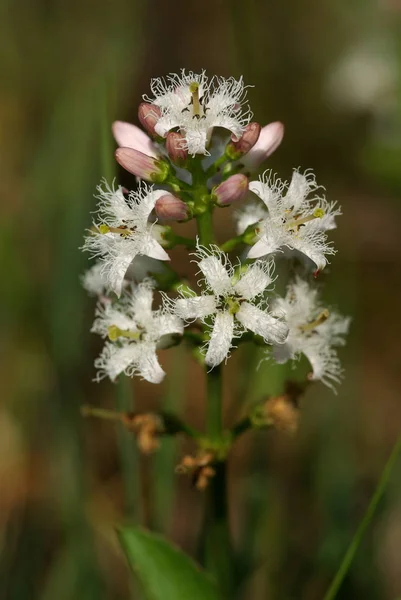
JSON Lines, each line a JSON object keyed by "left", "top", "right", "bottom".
{"left": 118, "top": 526, "right": 222, "bottom": 600}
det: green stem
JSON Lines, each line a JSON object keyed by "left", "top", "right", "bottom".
{"left": 231, "top": 415, "right": 253, "bottom": 440}
{"left": 206, "top": 364, "right": 223, "bottom": 440}
{"left": 196, "top": 209, "right": 214, "bottom": 245}
{"left": 204, "top": 365, "right": 233, "bottom": 597}
{"left": 220, "top": 234, "right": 245, "bottom": 253}
{"left": 323, "top": 436, "right": 401, "bottom": 600}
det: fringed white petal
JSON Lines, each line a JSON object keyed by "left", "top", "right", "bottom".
{"left": 233, "top": 261, "right": 274, "bottom": 300}
{"left": 129, "top": 280, "right": 154, "bottom": 325}
{"left": 246, "top": 237, "right": 280, "bottom": 260}
{"left": 236, "top": 302, "right": 288, "bottom": 343}
{"left": 105, "top": 248, "right": 139, "bottom": 297}
{"left": 153, "top": 312, "right": 184, "bottom": 338}
{"left": 134, "top": 344, "right": 165, "bottom": 384}
{"left": 144, "top": 236, "right": 170, "bottom": 261}
{"left": 205, "top": 312, "right": 234, "bottom": 367}
{"left": 174, "top": 295, "right": 216, "bottom": 320}
{"left": 198, "top": 256, "right": 232, "bottom": 296}
{"left": 94, "top": 343, "right": 142, "bottom": 382}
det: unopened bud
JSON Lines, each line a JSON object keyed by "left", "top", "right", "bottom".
{"left": 166, "top": 132, "right": 188, "bottom": 166}
{"left": 112, "top": 121, "right": 158, "bottom": 158}
{"left": 115, "top": 147, "right": 169, "bottom": 183}
{"left": 155, "top": 194, "right": 189, "bottom": 221}
{"left": 212, "top": 174, "right": 249, "bottom": 206}
{"left": 242, "top": 121, "right": 284, "bottom": 170}
{"left": 226, "top": 122, "right": 261, "bottom": 160}
{"left": 138, "top": 102, "right": 162, "bottom": 137}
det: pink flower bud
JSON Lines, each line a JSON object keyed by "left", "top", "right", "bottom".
{"left": 166, "top": 132, "right": 188, "bottom": 166}
{"left": 115, "top": 148, "right": 169, "bottom": 183}
{"left": 112, "top": 121, "right": 158, "bottom": 158}
{"left": 242, "top": 121, "right": 284, "bottom": 169}
{"left": 226, "top": 122, "right": 261, "bottom": 159}
{"left": 213, "top": 174, "right": 249, "bottom": 206}
{"left": 155, "top": 194, "right": 189, "bottom": 221}
{"left": 138, "top": 103, "right": 162, "bottom": 137}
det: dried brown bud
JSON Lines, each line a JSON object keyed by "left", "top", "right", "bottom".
{"left": 263, "top": 395, "right": 299, "bottom": 434}
{"left": 124, "top": 413, "right": 164, "bottom": 454}
{"left": 138, "top": 102, "right": 162, "bottom": 137}
{"left": 166, "top": 132, "right": 188, "bottom": 166}
{"left": 195, "top": 466, "right": 216, "bottom": 491}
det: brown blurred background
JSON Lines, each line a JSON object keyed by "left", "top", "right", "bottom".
{"left": 2, "top": 0, "right": 401, "bottom": 598}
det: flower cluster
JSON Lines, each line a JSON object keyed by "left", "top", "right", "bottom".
{"left": 82, "top": 69, "right": 349, "bottom": 390}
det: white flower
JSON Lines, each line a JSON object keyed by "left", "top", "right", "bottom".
{"left": 164, "top": 244, "right": 288, "bottom": 368}
{"left": 82, "top": 262, "right": 109, "bottom": 298}
{"left": 92, "top": 280, "right": 183, "bottom": 384}
{"left": 247, "top": 170, "right": 341, "bottom": 271}
{"left": 271, "top": 278, "right": 350, "bottom": 390}
{"left": 143, "top": 70, "right": 252, "bottom": 156}
{"left": 82, "top": 180, "right": 170, "bottom": 297}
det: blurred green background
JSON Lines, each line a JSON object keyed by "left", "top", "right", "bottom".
{"left": 2, "top": 0, "right": 401, "bottom": 598}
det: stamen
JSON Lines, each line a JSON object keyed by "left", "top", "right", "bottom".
{"left": 286, "top": 207, "right": 325, "bottom": 230}
{"left": 298, "top": 309, "right": 329, "bottom": 333}
{"left": 189, "top": 81, "right": 201, "bottom": 118}
{"left": 99, "top": 224, "right": 131, "bottom": 236}
{"left": 108, "top": 325, "right": 141, "bottom": 341}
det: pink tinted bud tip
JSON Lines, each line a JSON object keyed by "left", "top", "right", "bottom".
{"left": 228, "top": 122, "right": 261, "bottom": 157}
{"left": 166, "top": 132, "right": 188, "bottom": 166}
{"left": 213, "top": 174, "right": 249, "bottom": 207}
{"left": 138, "top": 103, "right": 162, "bottom": 137}
{"left": 155, "top": 194, "right": 189, "bottom": 221}
{"left": 115, "top": 147, "right": 169, "bottom": 183}
{"left": 313, "top": 269, "right": 320, "bottom": 279}
{"left": 242, "top": 121, "right": 284, "bottom": 169}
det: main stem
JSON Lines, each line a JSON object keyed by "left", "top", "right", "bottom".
{"left": 193, "top": 160, "right": 233, "bottom": 596}
{"left": 204, "top": 366, "right": 233, "bottom": 597}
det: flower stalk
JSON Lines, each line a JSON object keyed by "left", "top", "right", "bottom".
{"left": 82, "top": 69, "right": 350, "bottom": 595}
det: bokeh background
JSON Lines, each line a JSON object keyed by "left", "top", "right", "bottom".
{"left": 2, "top": 0, "right": 401, "bottom": 598}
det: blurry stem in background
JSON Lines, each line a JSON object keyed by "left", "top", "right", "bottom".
{"left": 115, "top": 378, "right": 139, "bottom": 519}
{"left": 323, "top": 435, "right": 401, "bottom": 600}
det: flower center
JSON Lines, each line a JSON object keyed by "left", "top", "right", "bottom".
{"left": 99, "top": 224, "right": 133, "bottom": 237}
{"left": 219, "top": 296, "right": 241, "bottom": 315}
{"left": 298, "top": 309, "right": 329, "bottom": 333}
{"left": 108, "top": 325, "right": 142, "bottom": 342}
{"left": 286, "top": 207, "right": 325, "bottom": 231}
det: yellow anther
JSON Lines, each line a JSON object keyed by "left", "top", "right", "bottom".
{"left": 298, "top": 309, "right": 330, "bottom": 333}
{"left": 313, "top": 207, "right": 325, "bottom": 219}
{"left": 99, "top": 224, "right": 110, "bottom": 234}
{"left": 189, "top": 82, "right": 199, "bottom": 93}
